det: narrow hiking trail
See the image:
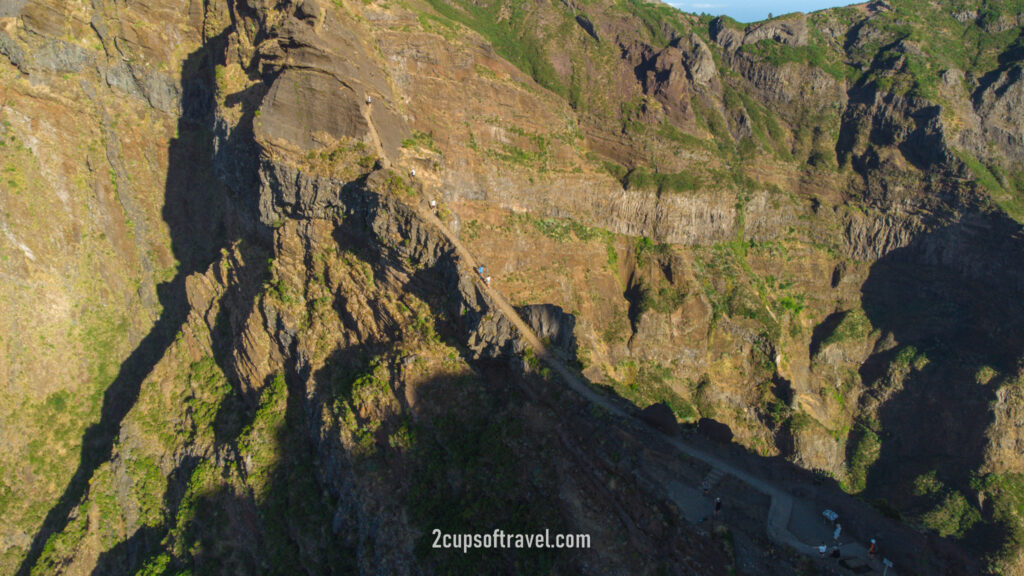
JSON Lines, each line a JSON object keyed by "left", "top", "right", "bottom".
{"left": 403, "top": 197, "right": 891, "bottom": 573}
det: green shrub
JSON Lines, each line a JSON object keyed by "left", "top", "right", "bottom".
{"left": 845, "top": 424, "right": 881, "bottom": 493}
{"left": 788, "top": 411, "right": 814, "bottom": 433}
{"left": 401, "top": 130, "right": 441, "bottom": 154}
{"left": 639, "top": 284, "right": 688, "bottom": 314}
{"left": 821, "top": 309, "right": 872, "bottom": 348}
{"left": 920, "top": 490, "right": 980, "bottom": 538}
{"left": 974, "top": 473, "right": 1024, "bottom": 570}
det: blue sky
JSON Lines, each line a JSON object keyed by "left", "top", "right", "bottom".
{"left": 664, "top": 0, "right": 858, "bottom": 23}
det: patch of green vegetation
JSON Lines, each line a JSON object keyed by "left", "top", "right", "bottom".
{"left": 894, "top": 345, "right": 928, "bottom": 371}
{"left": 89, "top": 464, "right": 124, "bottom": 546}
{"left": 462, "top": 218, "right": 481, "bottom": 241}
{"left": 135, "top": 552, "right": 172, "bottom": 576}
{"left": 976, "top": 365, "right": 999, "bottom": 385}
{"left": 401, "top": 130, "right": 441, "bottom": 154}
{"left": 821, "top": 309, "right": 873, "bottom": 348}
{"left": 0, "top": 480, "right": 13, "bottom": 518}
{"left": 408, "top": 301, "right": 442, "bottom": 346}
{"left": 777, "top": 293, "right": 805, "bottom": 315}
{"left": 844, "top": 419, "right": 881, "bottom": 493}
{"left": 237, "top": 372, "right": 289, "bottom": 493}
{"left": 624, "top": 166, "right": 703, "bottom": 194}
{"left": 167, "top": 459, "right": 221, "bottom": 558}
{"left": 340, "top": 250, "right": 376, "bottom": 291}
{"left": 504, "top": 212, "right": 619, "bottom": 271}
{"left": 420, "top": 0, "right": 565, "bottom": 95}
{"left": 844, "top": 0, "right": 1024, "bottom": 103}
{"left": 265, "top": 277, "right": 297, "bottom": 304}
{"left": 973, "top": 472, "right": 1024, "bottom": 571}
{"left": 634, "top": 236, "right": 671, "bottom": 263}
{"left": 788, "top": 410, "right": 815, "bottom": 433}
{"left": 127, "top": 455, "right": 167, "bottom": 527}
{"left": 256, "top": 400, "right": 357, "bottom": 574}
{"left": 723, "top": 85, "right": 792, "bottom": 159}
{"left": 605, "top": 360, "right": 698, "bottom": 423}
{"left": 630, "top": 240, "right": 688, "bottom": 315}
{"left": 522, "top": 347, "right": 551, "bottom": 379}
{"left": 485, "top": 129, "right": 551, "bottom": 169}
{"left": 184, "top": 357, "right": 232, "bottom": 435}
{"left": 214, "top": 64, "right": 227, "bottom": 93}
{"left": 380, "top": 171, "right": 417, "bottom": 198}
{"left": 32, "top": 506, "right": 90, "bottom": 576}
{"left": 599, "top": 313, "right": 629, "bottom": 344}
{"left": 693, "top": 233, "right": 782, "bottom": 342}
{"left": 417, "top": 11, "right": 460, "bottom": 41}
{"left": 507, "top": 212, "right": 611, "bottom": 244}
{"left": 691, "top": 96, "right": 731, "bottom": 143}
{"left": 328, "top": 356, "right": 395, "bottom": 459}
{"left": 920, "top": 489, "right": 981, "bottom": 539}
{"left": 740, "top": 35, "right": 846, "bottom": 80}
{"left": 657, "top": 122, "right": 707, "bottom": 150}
{"left": 388, "top": 418, "right": 416, "bottom": 450}
{"left": 615, "top": 0, "right": 687, "bottom": 47}
{"left": 10, "top": 310, "right": 129, "bottom": 546}
{"left": 638, "top": 284, "right": 688, "bottom": 315}
{"left": 914, "top": 470, "right": 944, "bottom": 497}
{"left": 474, "top": 63, "right": 498, "bottom": 79}
{"left": 300, "top": 139, "right": 377, "bottom": 178}
{"left": 601, "top": 159, "right": 629, "bottom": 181}
{"left": 954, "top": 149, "right": 1024, "bottom": 223}
{"left": 330, "top": 357, "right": 389, "bottom": 412}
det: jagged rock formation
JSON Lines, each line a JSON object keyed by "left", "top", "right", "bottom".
{"left": 2, "top": 0, "right": 1024, "bottom": 573}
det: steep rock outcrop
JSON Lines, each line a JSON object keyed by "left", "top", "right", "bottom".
{"left": 975, "top": 65, "right": 1024, "bottom": 167}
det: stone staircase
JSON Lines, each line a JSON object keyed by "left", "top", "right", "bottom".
{"left": 702, "top": 467, "right": 728, "bottom": 492}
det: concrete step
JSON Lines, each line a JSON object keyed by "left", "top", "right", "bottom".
{"left": 702, "top": 468, "right": 728, "bottom": 489}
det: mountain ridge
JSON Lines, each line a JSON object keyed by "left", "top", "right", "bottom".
{"left": 1, "top": 0, "right": 1023, "bottom": 573}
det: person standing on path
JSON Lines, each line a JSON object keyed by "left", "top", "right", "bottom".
{"left": 818, "top": 544, "right": 827, "bottom": 559}
{"left": 833, "top": 523, "right": 842, "bottom": 544}
{"left": 702, "top": 479, "right": 710, "bottom": 496}
{"left": 868, "top": 538, "right": 877, "bottom": 559}
{"left": 714, "top": 497, "right": 722, "bottom": 518}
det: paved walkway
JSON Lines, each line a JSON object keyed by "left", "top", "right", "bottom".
{"left": 406, "top": 188, "right": 891, "bottom": 574}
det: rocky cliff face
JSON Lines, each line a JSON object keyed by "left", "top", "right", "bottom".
{"left": 3, "top": 0, "right": 1024, "bottom": 573}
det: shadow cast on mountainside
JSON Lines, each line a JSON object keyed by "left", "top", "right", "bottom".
{"left": 94, "top": 362, "right": 358, "bottom": 575}
{"left": 18, "top": 31, "right": 270, "bottom": 575}
{"left": 858, "top": 212, "right": 1024, "bottom": 559}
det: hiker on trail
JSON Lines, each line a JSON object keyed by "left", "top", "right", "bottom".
{"left": 833, "top": 523, "right": 841, "bottom": 544}
{"left": 702, "top": 479, "right": 710, "bottom": 496}
{"left": 818, "top": 544, "right": 827, "bottom": 559}
{"left": 429, "top": 199, "right": 437, "bottom": 212}
{"left": 868, "top": 538, "right": 877, "bottom": 559}
{"left": 714, "top": 497, "right": 722, "bottom": 518}
{"left": 410, "top": 168, "right": 416, "bottom": 178}
{"left": 485, "top": 276, "right": 491, "bottom": 286}
{"left": 366, "top": 95, "right": 372, "bottom": 104}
